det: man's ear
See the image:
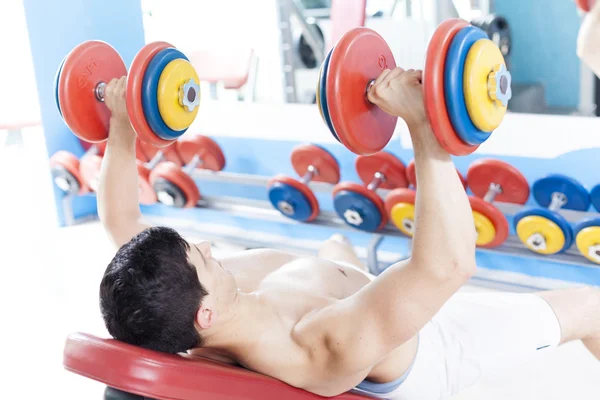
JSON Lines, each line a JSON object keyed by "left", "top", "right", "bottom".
{"left": 196, "top": 301, "right": 218, "bottom": 330}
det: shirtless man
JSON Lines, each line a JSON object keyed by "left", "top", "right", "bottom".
{"left": 98, "top": 69, "right": 600, "bottom": 400}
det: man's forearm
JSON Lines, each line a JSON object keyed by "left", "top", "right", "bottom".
{"left": 409, "top": 122, "right": 476, "bottom": 272}
{"left": 97, "top": 118, "right": 141, "bottom": 225}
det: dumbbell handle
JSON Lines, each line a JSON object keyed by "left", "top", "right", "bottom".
{"left": 146, "top": 151, "right": 166, "bottom": 170}
{"left": 300, "top": 165, "right": 318, "bottom": 185}
{"left": 483, "top": 183, "right": 502, "bottom": 203}
{"left": 367, "top": 172, "right": 386, "bottom": 191}
{"left": 183, "top": 154, "right": 203, "bottom": 175}
{"left": 549, "top": 192, "right": 567, "bottom": 211}
{"left": 95, "top": 82, "right": 107, "bottom": 102}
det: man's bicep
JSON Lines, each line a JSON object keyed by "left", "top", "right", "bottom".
{"left": 313, "top": 260, "right": 469, "bottom": 372}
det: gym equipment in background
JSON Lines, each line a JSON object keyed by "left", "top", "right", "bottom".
{"left": 576, "top": 0, "right": 596, "bottom": 12}
{"left": 268, "top": 144, "right": 340, "bottom": 222}
{"left": 470, "top": 14, "right": 511, "bottom": 64}
{"left": 55, "top": 41, "right": 201, "bottom": 148}
{"left": 574, "top": 217, "right": 600, "bottom": 264}
{"left": 467, "top": 159, "right": 530, "bottom": 248}
{"left": 514, "top": 175, "right": 590, "bottom": 255}
{"left": 49, "top": 142, "right": 106, "bottom": 195}
{"left": 572, "top": 183, "right": 600, "bottom": 264}
{"left": 385, "top": 159, "right": 467, "bottom": 237}
{"left": 317, "top": 18, "right": 511, "bottom": 156}
{"left": 384, "top": 188, "right": 417, "bottom": 237}
{"left": 333, "top": 152, "right": 407, "bottom": 232}
{"left": 149, "top": 135, "right": 225, "bottom": 208}
{"left": 134, "top": 139, "right": 183, "bottom": 205}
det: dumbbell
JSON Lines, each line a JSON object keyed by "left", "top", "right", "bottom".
{"left": 514, "top": 174, "right": 590, "bottom": 255}
{"left": 317, "top": 19, "right": 511, "bottom": 156}
{"left": 149, "top": 135, "right": 225, "bottom": 208}
{"left": 134, "top": 139, "right": 182, "bottom": 205}
{"left": 572, "top": 184, "right": 600, "bottom": 264}
{"left": 383, "top": 159, "right": 467, "bottom": 237}
{"left": 470, "top": 14, "right": 511, "bottom": 60}
{"left": 467, "top": 159, "right": 530, "bottom": 248}
{"left": 267, "top": 144, "right": 340, "bottom": 222}
{"left": 49, "top": 141, "right": 107, "bottom": 195}
{"left": 575, "top": 0, "right": 596, "bottom": 12}
{"left": 333, "top": 152, "right": 408, "bottom": 232}
{"left": 55, "top": 40, "right": 201, "bottom": 148}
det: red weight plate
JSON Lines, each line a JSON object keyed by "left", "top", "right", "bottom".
{"left": 136, "top": 161, "right": 157, "bottom": 205}
{"left": 576, "top": 0, "right": 592, "bottom": 12}
{"left": 135, "top": 139, "right": 150, "bottom": 162}
{"left": 406, "top": 159, "right": 467, "bottom": 189}
{"left": 59, "top": 41, "right": 127, "bottom": 143}
{"left": 176, "top": 135, "right": 226, "bottom": 171}
{"left": 150, "top": 162, "right": 200, "bottom": 208}
{"left": 326, "top": 28, "right": 398, "bottom": 155}
{"left": 138, "top": 140, "right": 181, "bottom": 166}
{"left": 95, "top": 141, "right": 107, "bottom": 156}
{"left": 384, "top": 188, "right": 416, "bottom": 215}
{"left": 423, "top": 19, "right": 479, "bottom": 156}
{"left": 127, "top": 42, "right": 175, "bottom": 148}
{"left": 332, "top": 181, "right": 388, "bottom": 230}
{"left": 267, "top": 174, "right": 320, "bottom": 222}
{"left": 467, "top": 159, "right": 529, "bottom": 204}
{"left": 49, "top": 151, "right": 88, "bottom": 195}
{"left": 291, "top": 144, "right": 340, "bottom": 184}
{"left": 79, "top": 154, "right": 103, "bottom": 192}
{"left": 469, "top": 195, "right": 509, "bottom": 248}
{"left": 355, "top": 152, "right": 407, "bottom": 189}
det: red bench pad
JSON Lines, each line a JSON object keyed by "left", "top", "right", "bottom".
{"left": 63, "top": 332, "right": 369, "bottom": 400}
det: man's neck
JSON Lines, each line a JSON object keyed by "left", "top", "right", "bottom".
{"left": 202, "top": 291, "right": 265, "bottom": 354}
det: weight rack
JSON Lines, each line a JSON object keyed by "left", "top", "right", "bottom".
{"left": 57, "top": 167, "right": 600, "bottom": 290}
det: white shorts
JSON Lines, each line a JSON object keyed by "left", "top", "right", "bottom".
{"left": 352, "top": 292, "right": 562, "bottom": 400}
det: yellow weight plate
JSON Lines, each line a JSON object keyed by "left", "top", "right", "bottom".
{"left": 157, "top": 59, "right": 200, "bottom": 131}
{"left": 390, "top": 203, "right": 415, "bottom": 237}
{"left": 464, "top": 39, "right": 507, "bottom": 132}
{"left": 575, "top": 226, "right": 600, "bottom": 264}
{"left": 516, "top": 215, "right": 565, "bottom": 255}
{"left": 472, "top": 210, "right": 496, "bottom": 246}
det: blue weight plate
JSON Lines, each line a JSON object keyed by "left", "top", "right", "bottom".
{"left": 513, "top": 208, "right": 574, "bottom": 253}
{"left": 532, "top": 174, "right": 590, "bottom": 212}
{"left": 590, "top": 184, "right": 600, "bottom": 212}
{"left": 319, "top": 47, "right": 340, "bottom": 143}
{"left": 333, "top": 190, "right": 382, "bottom": 232}
{"left": 444, "top": 26, "right": 491, "bottom": 145}
{"left": 142, "top": 48, "right": 189, "bottom": 141}
{"left": 54, "top": 56, "right": 66, "bottom": 117}
{"left": 574, "top": 217, "right": 600, "bottom": 235}
{"left": 268, "top": 181, "right": 314, "bottom": 222}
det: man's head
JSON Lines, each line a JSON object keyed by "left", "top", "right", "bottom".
{"left": 99, "top": 226, "right": 237, "bottom": 353}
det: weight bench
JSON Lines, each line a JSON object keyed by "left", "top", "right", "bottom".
{"left": 64, "top": 332, "right": 369, "bottom": 400}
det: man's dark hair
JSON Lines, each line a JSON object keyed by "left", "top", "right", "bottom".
{"left": 100, "top": 226, "right": 208, "bottom": 353}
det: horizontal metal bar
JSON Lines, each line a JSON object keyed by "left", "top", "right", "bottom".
{"left": 192, "top": 170, "right": 600, "bottom": 222}
{"left": 197, "top": 195, "right": 598, "bottom": 269}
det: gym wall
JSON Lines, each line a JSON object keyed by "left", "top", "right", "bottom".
{"left": 494, "top": 0, "right": 583, "bottom": 110}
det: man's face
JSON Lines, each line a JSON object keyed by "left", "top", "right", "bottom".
{"left": 188, "top": 241, "right": 236, "bottom": 301}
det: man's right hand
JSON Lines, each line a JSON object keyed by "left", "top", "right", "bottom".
{"left": 367, "top": 67, "right": 427, "bottom": 128}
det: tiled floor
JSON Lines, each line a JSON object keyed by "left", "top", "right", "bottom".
{"left": 2, "top": 130, "right": 599, "bottom": 399}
